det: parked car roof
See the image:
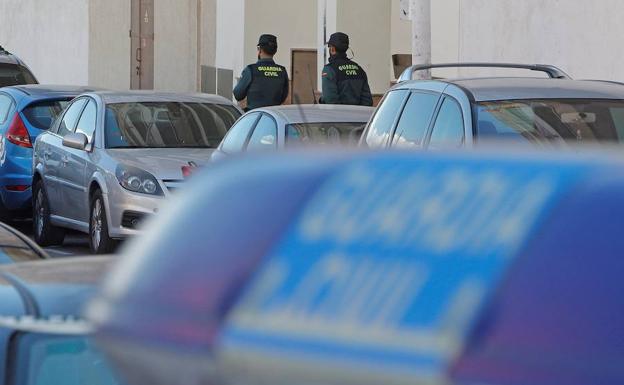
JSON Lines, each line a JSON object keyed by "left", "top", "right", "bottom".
{"left": 0, "top": 257, "right": 113, "bottom": 317}
{"left": 398, "top": 77, "right": 624, "bottom": 102}
{"left": 258, "top": 104, "right": 374, "bottom": 124}
{"left": 3, "top": 84, "right": 102, "bottom": 97}
{"left": 0, "top": 222, "right": 48, "bottom": 264}
{"left": 91, "top": 91, "right": 237, "bottom": 106}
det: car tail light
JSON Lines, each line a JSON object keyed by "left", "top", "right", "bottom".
{"left": 5, "top": 185, "right": 30, "bottom": 192}
{"left": 6, "top": 114, "right": 32, "bottom": 148}
{"left": 182, "top": 162, "right": 198, "bottom": 178}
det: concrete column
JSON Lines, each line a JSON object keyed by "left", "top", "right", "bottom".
{"left": 410, "top": 0, "right": 431, "bottom": 80}
{"left": 317, "top": 0, "right": 337, "bottom": 92}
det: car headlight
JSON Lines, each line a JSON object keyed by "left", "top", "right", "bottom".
{"left": 116, "top": 165, "right": 163, "bottom": 196}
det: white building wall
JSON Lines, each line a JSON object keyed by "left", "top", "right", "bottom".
{"left": 216, "top": 0, "right": 246, "bottom": 79}
{"left": 0, "top": 0, "right": 89, "bottom": 85}
{"left": 458, "top": 0, "right": 624, "bottom": 80}
{"left": 335, "top": 0, "right": 392, "bottom": 94}
{"left": 89, "top": 0, "right": 131, "bottom": 89}
{"left": 154, "top": 0, "right": 199, "bottom": 91}
{"left": 244, "top": 0, "right": 318, "bottom": 76}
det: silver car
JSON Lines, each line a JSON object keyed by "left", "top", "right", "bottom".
{"left": 32, "top": 91, "right": 241, "bottom": 253}
{"left": 211, "top": 104, "right": 374, "bottom": 160}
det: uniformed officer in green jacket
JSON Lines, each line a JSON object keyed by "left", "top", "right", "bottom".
{"left": 233, "top": 34, "right": 289, "bottom": 111}
{"left": 320, "top": 32, "right": 373, "bottom": 106}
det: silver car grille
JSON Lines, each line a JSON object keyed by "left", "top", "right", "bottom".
{"left": 163, "top": 180, "right": 184, "bottom": 193}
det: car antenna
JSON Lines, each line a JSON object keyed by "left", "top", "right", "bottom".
{"left": 292, "top": 93, "right": 312, "bottom": 141}
{"left": 306, "top": 64, "right": 317, "bottom": 104}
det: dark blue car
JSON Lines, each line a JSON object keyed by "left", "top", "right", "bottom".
{"left": 0, "top": 257, "right": 123, "bottom": 385}
{"left": 89, "top": 149, "right": 624, "bottom": 385}
{"left": 0, "top": 85, "right": 99, "bottom": 221}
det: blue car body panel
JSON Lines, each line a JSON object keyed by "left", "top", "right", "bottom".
{"left": 0, "top": 87, "right": 83, "bottom": 213}
{"left": 91, "top": 151, "right": 624, "bottom": 385}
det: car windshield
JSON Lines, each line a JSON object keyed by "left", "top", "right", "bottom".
{"left": 286, "top": 122, "right": 367, "bottom": 147}
{"left": 477, "top": 99, "right": 624, "bottom": 144}
{"left": 105, "top": 102, "right": 240, "bottom": 149}
{"left": 23, "top": 100, "right": 72, "bottom": 130}
{"left": 0, "top": 64, "right": 37, "bottom": 87}
{"left": 11, "top": 333, "right": 124, "bottom": 385}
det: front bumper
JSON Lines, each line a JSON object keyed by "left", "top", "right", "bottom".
{"left": 105, "top": 183, "right": 165, "bottom": 239}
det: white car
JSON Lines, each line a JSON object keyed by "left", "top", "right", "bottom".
{"left": 211, "top": 104, "right": 374, "bottom": 160}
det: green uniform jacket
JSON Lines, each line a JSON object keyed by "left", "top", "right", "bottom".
{"left": 320, "top": 54, "right": 373, "bottom": 106}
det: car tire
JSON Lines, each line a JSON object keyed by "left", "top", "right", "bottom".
{"left": 0, "top": 199, "right": 13, "bottom": 225}
{"left": 89, "top": 190, "right": 116, "bottom": 254}
{"left": 33, "top": 180, "right": 65, "bottom": 247}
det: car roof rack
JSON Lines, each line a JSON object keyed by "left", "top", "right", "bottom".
{"left": 398, "top": 63, "right": 572, "bottom": 83}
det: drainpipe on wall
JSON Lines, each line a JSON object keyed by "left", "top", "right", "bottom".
{"left": 410, "top": 0, "right": 431, "bottom": 80}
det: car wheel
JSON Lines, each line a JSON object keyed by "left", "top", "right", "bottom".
{"left": 33, "top": 180, "right": 65, "bottom": 246}
{"left": 0, "top": 199, "right": 12, "bottom": 225}
{"left": 89, "top": 190, "right": 116, "bottom": 254}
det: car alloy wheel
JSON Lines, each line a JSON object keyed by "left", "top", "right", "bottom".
{"left": 32, "top": 180, "right": 65, "bottom": 247}
{"left": 35, "top": 188, "right": 45, "bottom": 239}
{"left": 91, "top": 198, "right": 103, "bottom": 250}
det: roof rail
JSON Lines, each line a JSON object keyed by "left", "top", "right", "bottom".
{"left": 398, "top": 63, "right": 572, "bottom": 83}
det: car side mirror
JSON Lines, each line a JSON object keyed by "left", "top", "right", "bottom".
{"left": 62, "top": 132, "right": 88, "bottom": 151}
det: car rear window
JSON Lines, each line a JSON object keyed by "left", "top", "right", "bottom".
{"left": 0, "top": 63, "right": 37, "bottom": 87}
{"left": 286, "top": 122, "right": 367, "bottom": 147}
{"left": 22, "top": 100, "right": 72, "bottom": 130}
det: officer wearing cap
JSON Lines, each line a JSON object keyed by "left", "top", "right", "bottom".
{"left": 233, "top": 34, "right": 289, "bottom": 111}
{"left": 320, "top": 32, "right": 373, "bottom": 106}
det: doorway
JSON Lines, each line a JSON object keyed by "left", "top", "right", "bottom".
{"left": 131, "top": 0, "right": 154, "bottom": 90}
{"left": 291, "top": 49, "right": 318, "bottom": 104}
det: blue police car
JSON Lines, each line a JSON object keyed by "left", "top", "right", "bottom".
{"left": 89, "top": 149, "right": 624, "bottom": 385}
{"left": 0, "top": 85, "right": 99, "bottom": 221}
{"left": 0, "top": 257, "right": 123, "bottom": 385}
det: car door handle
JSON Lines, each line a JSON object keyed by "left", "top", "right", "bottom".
{"left": 61, "top": 155, "right": 69, "bottom": 166}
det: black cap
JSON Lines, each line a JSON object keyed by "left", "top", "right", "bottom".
{"left": 327, "top": 32, "right": 349, "bottom": 52}
{"left": 258, "top": 34, "right": 278, "bottom": 48}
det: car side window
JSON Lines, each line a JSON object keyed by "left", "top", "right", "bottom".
{"left": 0, "top": 93, "right": 13, "bottom": 124}
{"left": 363, "top": 90, "right": 409, "bottom": 148}
{"left": 392, "top": 92, "right": 440, "bottom": 148}
{"left": 428, "top": 97, "right": 465, "bottom": 149}
{"left": 221, "top": 113, "right": 260, "bottom": 154}
{"left": 246, "top": 114, "right": 277, "bottom": 152}
{"left": 57, "top": 99, "right": 88, "bottom": 137}
{"left": 75, "top": 100, "right": 97, "bottom": 143}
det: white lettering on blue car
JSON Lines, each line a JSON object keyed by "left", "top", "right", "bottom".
{"left": 219, "top": 157, "right": 586, "bottom": 381}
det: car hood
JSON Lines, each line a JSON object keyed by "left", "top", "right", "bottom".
{"left": 108, "top": 148, "right": 215, "bottom": 180}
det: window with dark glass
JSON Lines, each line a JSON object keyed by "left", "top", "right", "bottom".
{"left": 246, "top": 115, "right": 278, "bottom": 151}
{"left": 23, "top": 99, "right": 71, "bottom": 130}
{"left": 0, "top": 93, "right": 13, "bottom": 124}
{"left": 57, "top": 99, "right": 88, "bottom": 137}
{"left": 220, "top": 113, "right": 260, "bottom": 154}
{"left": 429, "top": 98, "right": 465, "bottom": 148}
{"left": 74, "top": 100, "right": 97, "bottom": 142}
{"left": 392, "top": 92, "right": 440, "bottom": 148}
{"left": 363, "top": 90, "right": 408, "bottom": 148}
